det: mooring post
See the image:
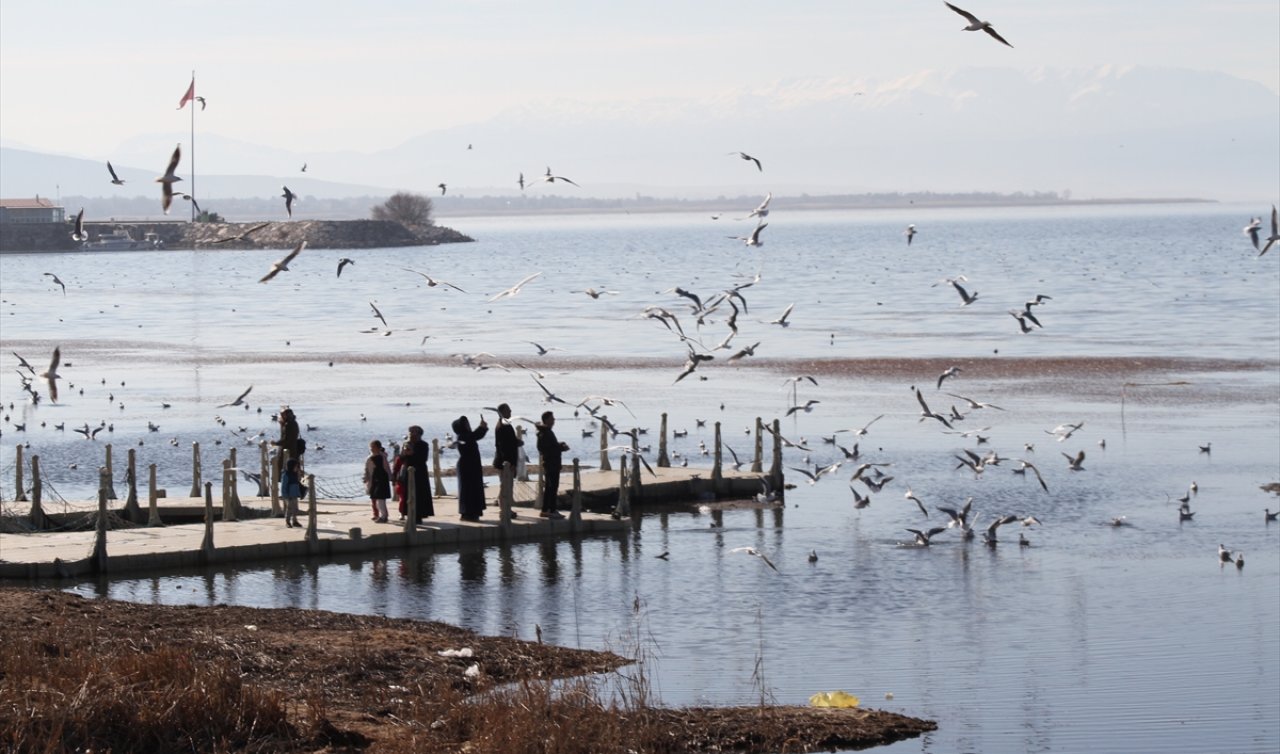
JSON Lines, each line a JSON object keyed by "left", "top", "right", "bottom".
{"left": 599, "top": 419, "right": 611, "bottom": 471}
{"left": 14, "top": 444, "right": 27, "bottom": 502}
{"left": 104, "top": 444, "right": 118, "bottom": 500}
{"left": 712, "top": 421, "right": 724, "bottom": 491}
{"left": 28, "top": 455, "right": 46, "bottom": 530}
{"left": 629, "top": 434, "right": 641, "bottom": 498}
{"left": 570, "top": 458, "right": 583, "bottom": 529}
{"left": 432, "top": 438, "right": 447, "bottom": 498}
{"left": 535, "top": 447, "right": 545, "bottom": 504}
{"left": 498, "top": 461, "right": 514, "bottom": 530}
{"left": 270, "top": 449, "right": 285, "bottom": 517}
{"left": 229, "top": 447, "right": 242, "bottom": 510}
{"left": 147, "top": 463, "right": 162, "bottom": 526}
{"left": 123, "top": 448, "right": 140, "bottom": 521}
{"left": 92, "top": 468, "right": 109, "bottom": 573}
{"left": 189, "top": 442, "right": 202, "bottom": 498}
{"left": 616, "top": 456, "right": 631, "bottom": 517}
{"left": 200, "top": 481, "right": 214, "bottom": 563}
{"left": 257, "top": 442, "right": 270, "bottom": 498}
{"left": 657, "top": 412, "right": 670, "bottom": 467}
{"left": 770, "top": 418, "right": 783, "bottom": 489}
{"left": 751, "top": 417, "right": 764, "bottom": 473}
{"left": 516, "top": 426, "right": 530, "bottom": 481}
{"left": 221, "top": 459, "right": 238, "bottom": 522}
{"left": 405, "top": 467, "right": 417, "bottom": 533}
{"left": 305, "top": 474, "right": 318, "bottom": 545}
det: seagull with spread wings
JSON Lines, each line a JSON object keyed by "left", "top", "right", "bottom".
{"left": 43, "top": 272, "right": 66, "bottom": 295}
{"left": 729, "top": 151, "right": 763, "bottom": 172}
{"left": 259, "top": 241, "right": 307, "bottom": 283}
{"left": 488, "top": 272, "right": 542, "bottom": 302}
{"left": 403, "top": 267, "right": 467, "bottom": 292}
{"left": 281, "top": 186, "right": 297, "bottom": 218}
{"left": 156, "top": 144, "right": 182, "bottom": 214}
{"left": 217, "top": 385, "right": 253, "bottom": 408}
{"left": 730, "top": 546, "right": 780, "bottom": 572}
{"left": 1259, "top": 205, "right": 1279, "bottom": 257}
{"left": 39, "top": 346, "right": 61, "bottom": 402}
{"left": 106, "top": 161, "right": 125, "bottom": 185}
{"left": 944, "top": 2, "right": 1014, "bottom": 48}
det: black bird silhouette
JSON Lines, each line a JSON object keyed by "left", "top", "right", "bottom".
{"left": 106, "top": 161, "right": 125, "bottom": 185}
{"left": 281, "top": 186, "right": 297, "bottom": 218}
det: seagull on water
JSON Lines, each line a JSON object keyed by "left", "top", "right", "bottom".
{"left": 1218, "top": 544, "right": 1233, "bottom": 563}
{"left": 106, "top": 161, "right": 125, "bottom": 185}
{"left": 944, "top": 2, "right": 1014, "bottom": 48}
{"left": 259, "top": 241, "right": 306, "bottom": 283}
{"left": 488, "top": 272, "right": 542, "bottom": 302}
{"left": 729, "top": 151, "right": 763, "bottom": 172}
{"left": 729, "top": 546, "right": 780, "bottom": 572}
{"left": 983, "top": 514, "right": 1020, "bottom": 545}
{"left": 906, "top": 527, "right": 948, "bottom": 547}
{"left": 156, "top": 143, "right": 182, "bottom": 214}
{"left": 1062, "top": 450, "right": 1086, "bottom": 471}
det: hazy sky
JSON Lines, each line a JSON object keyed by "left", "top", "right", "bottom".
{"left": 2, "top": 0, "right": 1277, "bottom": 160}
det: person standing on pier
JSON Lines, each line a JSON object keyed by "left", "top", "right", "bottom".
{"left": 273, "top": 407, "right": 303, "bottom": 472}
{"left": 492, "top": 403, "right": 523, "bottom": 476}
{"left": 536, "top": 411, "right": 569, "bottom": 519}
{"left": 402, "top": 425, "right": 433, "bottom": 521}
{"left": 280, "top": 458, "right": 303, "bottom": 528}
{"left": 363, "top": 439, "right": 392, "bottom": 523}
{"left": 452, "top": 415, "right": 489, "bottom": 521}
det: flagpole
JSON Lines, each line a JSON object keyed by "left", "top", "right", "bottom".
{"left": 190, "top": 70, "right": 196, "bottom": 223}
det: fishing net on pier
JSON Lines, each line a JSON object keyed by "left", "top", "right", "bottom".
{"left": 310, "top": 474, "right": 368, "bottom": 500}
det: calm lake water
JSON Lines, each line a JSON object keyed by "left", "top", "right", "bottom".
{"left": 2, "top": 203, "right": 1278, "bottom": 753}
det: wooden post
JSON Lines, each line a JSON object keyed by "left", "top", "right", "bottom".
{"left": 271, "top": 449, "right": 286, "bottom": 517}
{"left": 229, "top": 447, "right": 242, "bottom": 510}
{"left": 712, "top": 421, "right": 724, "bottom": 491}
{"left": 200, "top": 481, "right": 214, "bottom": 562}
{"left": 404, "top": 467, "right": 417, "bottom": 533}
{"left": 770, "top": 418, "right": 783, "bottom": 489}
{"left": 535, "top": 447, "right": 545, "bottom": 504}
{"left": 123, "top": 448, "right": 140, "bottom": 521}
{"left": 570, "top": 459, "right": 583, "bottom": 528}
{"left": 657, "top": 412, "right": 670, "bottom": 467}
{"left": 629, "top": 434, "right": 641, "bottom": 498}
{"left": 28, "top": 455, "right": 46, "bottom": 530}
{"left": 189, "top": 442, "right": 202, "bottom": 498}
{"left": 147, "top": 463, "right": 162, "bottom": 526}
{"left": 598, "top": 419, "right": 611, "bottom": 472}
{"left": 305, "top": 474, "right": 318, "bottom": 545}
{"left": 104, "top": 444, "right": 118, "bottom": 500}
{"left": 92, "top": 468, "right": 109, "bottom": 573}
{"left": 432, "top": 438, "right": 447, "bottom": 498}
{"left": 616, "top": 456, "right": 631, "bottom": 517}
{"left": 258, "top": 442, "right": 270, "bottom": 498}
{"left": 498, "top": 462, "right": 514, "bottom": 529}
{"left": 751, "top": 417, "right": 764, "bottom": 473}
{"left": 516, "top": 426, "right": 530, "bottom": 481}
{"left": 14, "top": 444, "right": 26, "bottom": 502}
{"left": 221, "top": 459, "right": 237, "bottom": 522}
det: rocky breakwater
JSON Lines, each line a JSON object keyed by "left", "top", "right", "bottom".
{"left": 186, "top": 219, "right": 473, "bottom": 249}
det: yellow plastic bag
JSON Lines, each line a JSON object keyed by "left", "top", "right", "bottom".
{"left": 809, "top": 690, "right": 860, "bottom": 708}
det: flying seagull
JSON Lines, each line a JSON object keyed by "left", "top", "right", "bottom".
{"left": 944, "top": 2, "right": 1014, "bottom": 48}
{"left": 217, "top": 385, "right": 253, "bottom": 408}
{"left": 729, "top": 546, "right": 780, "bottom": 572}
{"left": 106, "top": 161, "right": 125, "bottom": 185}
{"left": 369, "top": 302, "right": 389, "bottom": 329}
{"left": 1244, "top": 216, "right": 1262, "bottom": 250}
{"left": 43, "top": 272, "right": 66, "bottom": 295}
{"left": 904, "top": 224, "right": 916, "bottom": 245}
{"left": 769, "top": 302, "right": 795, "bottom": 327}
{"left": 535, "top": 167, "right": 580, "bottom": 187}
{"left": 906, "top": 527, "right": 949, "bottom": 546}
{"left": 281, "top": 186, "right": 297, "bottom": 218}
{"left": 729, "top": 222, "right": 768, "bottom": 247}
{"left": 337, "top": 258, "right": 355, "bottom": 277}
{"left": 438, "top": 183, "right": 447, "bottom": 196}
{"left": 1260, "top": 205, "right": 1279, "bottom": 257}
{"left": 403, "top": 267, "right": 467, "bottom": 292}
{"left": 156, "top": 144, "right": 182, "bottom": 214}
{"left": 39, "top": 346, "right": 61, "bottom": 402}
{"left": 729, "top": 151, "right": 763, "bottom": 172}
{"left": 70, "top": 208, "right": 86, "bottom": 241}
{"left": 259, "top": 241, "right": 307, "bottom": 283}
{"left": 194, "top": 95, "right": 207, "bottom": 110}
{"left": 936, "top": 366, "right": 962, "bottom": 390}
{"left": 488, "top": 272, "right": 542, "bottom": 302}
{"left": 741, "top": 192, "right": 772, "bottom": 220}
{"left": 517, "top": 172, "right": 525, "bottom": 190}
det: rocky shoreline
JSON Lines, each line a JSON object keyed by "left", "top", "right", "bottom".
{"left": 0, "top": 219, "right": 473, "bottom": 253}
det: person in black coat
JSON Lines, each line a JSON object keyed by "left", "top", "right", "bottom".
{"left": 492, "top": 403, "right": 523, "bottom": 475}
{"left": 535, "top": 410, "right": 569, "bottom": 518}
{"left": 452, "top": 415, "right": 489, "bottom": 521}
{"left": 402, "top": 425, "right": 433, "bottom": 520}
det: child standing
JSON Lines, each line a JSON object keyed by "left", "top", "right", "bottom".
{"left": 364, "top": 439, "right": 392, "bottom": 523}
{"left": 281, "top": 457, "right": 303, "bottom": 528}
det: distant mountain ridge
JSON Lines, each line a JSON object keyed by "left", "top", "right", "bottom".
{"left": 3, "top": 65, "right": 1276, "bottom": 202}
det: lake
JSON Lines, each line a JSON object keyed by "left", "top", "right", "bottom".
{"left": 2, "top": 203, "right": 1278, "bottom": 753}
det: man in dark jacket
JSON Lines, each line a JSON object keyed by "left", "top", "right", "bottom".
{"left": 535, "top": 410, "right": 569, "bottom": 518}
{"left": 272, "top": 407, "right": 302, "bottom": 472}
{"left": 493, "top": 403, "right": 523, "bottom": 474}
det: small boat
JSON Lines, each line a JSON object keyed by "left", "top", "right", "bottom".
{"left": 82, "top": 230, "right": 163, "bottom": 251}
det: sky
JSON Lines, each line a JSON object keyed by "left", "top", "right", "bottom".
{"left": 1, "top": 1, "right": 1278, "bottom": 198}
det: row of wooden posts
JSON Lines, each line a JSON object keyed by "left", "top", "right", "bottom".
{"left": 9, "top": 415, "right": 786, "bottom": 531}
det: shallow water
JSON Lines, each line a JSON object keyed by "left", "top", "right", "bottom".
{"left": 2, "top": 203, "right": 1279, "bottom": 753}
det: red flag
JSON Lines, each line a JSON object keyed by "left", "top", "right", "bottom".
{"left": 177, "top": 79, "right": 195, "bottom": 110}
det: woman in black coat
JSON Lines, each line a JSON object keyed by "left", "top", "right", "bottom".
{"left": 452, "top": 415, "right": 489, "bottom": 521}
{"left": 403, "top": 425, "right": 433, "bottom": 520}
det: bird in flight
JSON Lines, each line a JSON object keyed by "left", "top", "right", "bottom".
{"left": 906, "top": 527, "right": 948, "bottom": 547}
{"left": 438, "top": 183, "right": 447, "bottom": 196}
{"left": 938, "top": 276, "right": 979, "bottom": 306}
{"left": 194, "top": 95, "right": 207, "bottom": 110}
{"left": 300, "top": 162, "right": 308, "bottom": 172}
{"left": 768, "top": 302, "right": 795, "bottom": 327}
{"left": 217, "top": 385, "right": 253, "bottom": 408}
{"left": 1259, "top": 205, "right": 1279, "bottom": 257}
{"left": 259, "top": 241, "right": 307, "bottom": 283}
{"left": 729, "top": 222, "right": 768, "bottom": 247}
{"left": 527, "top": 341, "right": 563, "bottom": 356}
{"left": 337, "top": 258, "right": 355, "bottom": 277}
{"left": 369, "top": 302, "right": 389, "bottom": 329}
{"left": 904, "top": 224, "right": 916, "bottom": 245}
{"left": 936, "top": 365, "right": 961, "bottom": 390}
{"left": 534, "top": 167, "right": 580, "bottom": 187}
{"left": 39, "top": 346, "right": 61, "bottom": 402}
{"left": 281, "top": 186, "right": 297, "bottom": 218}
{"left": 403, "top": 267, "right": 467, "bottom": 292}
{"left": 156, "top": 144, "right": 182, "bottom": 214}
{"left": 70, "top": 208, "right": 86, "bottom": 242}
{"left": 106, "top": 161, "right": 125, "bottom": 185}
{"left": 517, "top": 172, "right": 525, "bottom": 190}
{"left": 786, "top": 399, "right": 820, "bottom": 417}
{"left": 488, "top": 272, "right": 542, "bottom": 302}
{"left": 43, "top": 272, "right": 66, "bottom": 295}
{"left": 741, "top": 192, "right": 772, "bottom": 220}
{"left": 730, "top": 546, "right": 780, "bottom": 572}
{"left": 729, "top": 151, "right": 763, "bottom": 172}
{"left": 944, "top": 2, "right": 1014, "bottom": 48}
